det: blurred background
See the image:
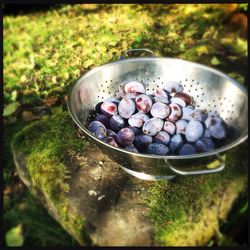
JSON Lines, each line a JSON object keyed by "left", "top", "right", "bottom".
{"left": 3, "top": 3, "right": 248, "bottom": 246}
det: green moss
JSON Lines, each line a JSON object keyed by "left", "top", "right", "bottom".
{"left": 12, "top": 112, "right": 90, "bottom": 245}
{"left": 12, "top": 112, "right": 89, "bottom": 201}
{"left": 146, "top": 142, "right": 248, "bottom": 245}
{"left": 28, "top": 153, "right": 71, "bottom": 199}
{"left": 54, "top": 201, "right": 89, "bottom": 246}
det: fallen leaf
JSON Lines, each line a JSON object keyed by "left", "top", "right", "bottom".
{"left": 3, "top": 102, "right": 20, "bottom": 117}
{"left": 108, "top": 41, "right": 118, "bottom": 47}
{"left": 196, "top": 46, "right": 209, "bottom": 56}
{"left": 52, "top": 76, "right": 57, "bottom": 83}
{"left": 168, "top": 32, "right": 179, "bottom": 39}
{"left": 43, "top": 96, "right": 59, "bottom": 107}
{"left": 184, "top": 30, "right": 197, "bottom": 38}
{"left": 5, "top": 224, "right": 24, "bottom": 247}
{"left": 211, "top": 56, "right": 221, "bottom": 65}
{"left": 20, "top": 75, "right": 27, "bottom": 82}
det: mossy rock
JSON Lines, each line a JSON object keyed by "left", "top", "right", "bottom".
{"left": 12, "top": 112, "right": 247, "bottom": 246}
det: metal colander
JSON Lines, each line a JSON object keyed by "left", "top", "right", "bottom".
{"left": 68, "top": 49, "right": 248, "bottom": 180}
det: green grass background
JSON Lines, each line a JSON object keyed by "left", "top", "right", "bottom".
{"left": 3, "top": 3, "right": 248, "bottom": 246}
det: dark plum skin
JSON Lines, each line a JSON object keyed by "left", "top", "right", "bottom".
{"left": 134, "top": 135, "right": 153, "bottom": 153}
{"left": 204, "top": 128, "right": 211, "bottom": 138}
{"left": 154, "top": 88, "right": 169, "bottom": 99}
{"left": 154, "top": 96, "right": 169, "bottom": 104}
{"left": 209, "top": 119, "right": 227, "bottom": 139}
{"left": 205, "top": 116, "right": 213, "bottom": 129}
{"left": 106, "top": 129, "right": 118, "bottom": 141}
{"left": 195, "top": 137, "right": 215, "bottom": 153}
{"left": 186, "top": 105, "right": 195, "bottom": 109}
{"left": 118, "top": 97, "right": 136, "bottom": 119}
{"left": 124, "top": 144, "right": 139, "bottom": 153}
{"left": 179, "top": 144, "right": 196, "bottom": 155}
{"left": 169, "top": 103, "right": 182, "bottom": 116}
{"left": 128, "top": 112, "right": 149, "bottom": 128}
{"left": 101, "top": 101, "right": 118, "bottom": 117}
{"left": 114, "top": 82, "right": 126, "bottom": 99}
{"left": 147, "top": 143, "right": 169, "bottom": 156}
{"left": 191, "top": 109, "right": 207, "bottom": 122}
{"left": 95, "top": 114, "right": 109, "bottom": 128}
{"left": 124, "top": 92, "right": 139, "bottom": 100}
{"left": 169, "top": 134, "right": 183, "bottom": 153}
{"left": 135, "top": 94, "right": 153, "bottom": 113}
{"left": 175, "top": 119, "right": 188, "bottom": 134}
{"left": 153, "top": 89, "right": 169, "bottom": 103}
{"left": 167, "top": 113, "right": 180, "bottom": 123}
{"left": 174, "top": 92, "right": 192, "bottom": 106}
{"left": 205, "top": 116, "right": 227, "bottom": 139}
{"left": 170, "top": 97, "right": 186, "bottom": 108}
{"left": 181, "top": 106, "right": 194, "bottom": 121}
{"left": 116, "top": 127, "right": 135, "bottom": 147}
{"left": 95, "top": 101, "right": 103, "bottom": 113}
{"left": 154, "top": 131, "right": 170, "bottom": 146}
{"left": 104, "top": 137, "right": 119, "bottom": 147}
{"left": 89, "top": 78, "right": 228, "bottom": 156}
{"left": 150, "top": 102, "right": 170, "bottom": 119}
{"left": 148, "top": 94, "right": 156, "bottom": 103}
{"left": 124, "top": 81, "right": 146, "bottom": 94}
{"left": 109, "top": 114, "right": 125, "bottom": 132}
{"left": 185, "top": 120, "right": 204, "bottom": 143}
{"left": 208, "top": 111, "right": 218, "bottom": 117}
{"left": 167, "top": 103, "right": 182, "bottom": 123}
{"left": 104, "top": 97, "right": 120, "bottom": 105}
{"left": 163, "top": 81, "right": 184, "bottom": 93}
{"left": 128, "top": 126, "right": 140, "bottom": 136}
{"left": 163, "top": 121, "right": 176, "bottom": 135}
{"left": 143, "top": 118, "right": 164, "bottom": 136}
{"left": 88, "top": 121, "right": 107, "bottom": 140}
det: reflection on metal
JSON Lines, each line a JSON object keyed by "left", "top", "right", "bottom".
{"left": 165, "top": 154, "right": 225, "bottom": 176}
{"left": 120, "top": 165, "right": 176, "bottom": 181}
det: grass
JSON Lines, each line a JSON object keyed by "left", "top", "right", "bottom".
{"left": 145, "top": 142, "right": 248, "bottom": 245}
{"left": 3, "top": 4, "right": 247, "bottom": 109}
{"left": 3, "top": 3, "right": 248, "bottom": 246}
{"left": 4, "top": 189, "right": 79, "bottom": 246}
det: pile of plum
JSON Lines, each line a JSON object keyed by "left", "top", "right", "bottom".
{"left": 87, "top": 81, "right": 227, "bottom": 156}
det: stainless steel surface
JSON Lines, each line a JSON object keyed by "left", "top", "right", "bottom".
{"left": 166, "top": 154, "right": 225, "bottom": 176}
{"left": 120, "top": 165, "right": 176, "bottom": 181}
{"left": 67, "top": 49, "right": 248, "bottom": 180}
{"left": 119, "top": 48, "right": 156, "bottom": 59}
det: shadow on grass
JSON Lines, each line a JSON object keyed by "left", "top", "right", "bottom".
{"left": 3, "top": 4, "right": 113, "bottom": 16}
{"left": 4, "top": 188, "right": 80, "bottom": 246}
{"left": 3, "top": 4, "right": 59, "bottom": 16}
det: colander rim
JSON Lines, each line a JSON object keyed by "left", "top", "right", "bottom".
{"left": 67, "top": 57, "right": 248, "bottom": 160}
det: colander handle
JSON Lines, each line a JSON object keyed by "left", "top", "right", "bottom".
{"left": 166, "top": 154, "right": 225, "bottom": 176}
{"left": 119, "top": 48, "right": 155, "bottom": 59}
